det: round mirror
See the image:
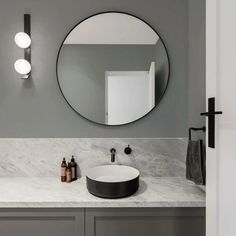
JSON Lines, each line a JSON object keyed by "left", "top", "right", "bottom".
{"left": 57, "top": 12, "right": 170, "bottom": 125}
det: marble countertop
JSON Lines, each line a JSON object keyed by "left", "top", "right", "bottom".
{"left": 0, "top": 177, "right": 205, "bottom": 208}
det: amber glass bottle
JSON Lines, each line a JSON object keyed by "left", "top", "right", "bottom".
{"left": 66, "top": 162, "right": 72, "bottom": 183}
{"left": 70, "top": 156, "right": 77, "bottom": 181}
{"left": 61, "top": 157, "right": 67, "bottom": 182}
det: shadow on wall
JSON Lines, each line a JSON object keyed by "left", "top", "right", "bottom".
{"left": 155, "top": 40, "right": 169, "bottom": 105}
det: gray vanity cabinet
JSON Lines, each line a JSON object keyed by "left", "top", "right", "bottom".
{"left": 85, "top": 208, "right": 205, "bottom": 236}
{"left": 0, "top": 208, "right": 205, "bottom": 236}
{"left": 0, "top": 209, "right": 84, "bottom": 236}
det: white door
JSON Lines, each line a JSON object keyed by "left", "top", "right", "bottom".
{"left": 206, "top": 0, "right": 236, "bottom": 235}
{"left": 105, "top": 71, "right": 150, "bottom": 125}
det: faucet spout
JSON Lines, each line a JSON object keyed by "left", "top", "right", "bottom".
{"left": 110, "top": 148, "right": 116, "bottom": 163}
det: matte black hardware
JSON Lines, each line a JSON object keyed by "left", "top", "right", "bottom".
{"left": 200, "top": 111, "right": 222, "bottom": 116}
{"left": 110, "top": 148, "right": 116, "bottom": 162}
{"left": 24, "top": 14, "right": 31, "bottom": 67}
{"left": 200, "top": 97, "right": 223, "bottom": 148}
{"left": 188, "top": 127, "right": 206, "bottom": 140}
{"left": 124, "top": 145, "right": 132, "bottom": 155}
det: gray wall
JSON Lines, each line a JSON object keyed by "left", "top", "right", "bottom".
{"left": 187, "top": 0, "right": 206, "bottom": 139}
{"left": 58, "top": 43, "right": 168, "bottom": 124}
{"left": 0, "top": 0, "right": 190, "bottom": 138}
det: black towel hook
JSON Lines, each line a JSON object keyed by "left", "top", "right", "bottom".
{"left": 188, "top": 126, "right": 206, "bottom": 140}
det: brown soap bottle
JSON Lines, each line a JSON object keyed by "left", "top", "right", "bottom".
{"left": 61, "top": 157, "right": 67, "bottom": 182}
{"left": 70, "top": 156, "right": 77, "bottom": 181}
{"left": 66, "top": 162, "right": 72, "bottom": 183}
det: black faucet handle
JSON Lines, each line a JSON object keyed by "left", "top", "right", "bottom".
{"left": 124, "top": 145, "right": 132, "bottom": 155}
{"left": 110, "top": 148, "right": 116, "bottom": 153}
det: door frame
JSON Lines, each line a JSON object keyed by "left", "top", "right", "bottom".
{"left": 206, "top": 0, "right": 219, "bottom": 235}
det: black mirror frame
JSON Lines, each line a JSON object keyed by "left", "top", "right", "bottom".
{"left": 56, "top": 11, "right": 170, "bottom": 126}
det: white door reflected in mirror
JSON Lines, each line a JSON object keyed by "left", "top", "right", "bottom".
{"left": 105, "top": 62, "right": 155, "bottom": 125}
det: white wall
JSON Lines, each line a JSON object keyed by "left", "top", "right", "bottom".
{"left": 64, "top": 13, "right": 158, "bottom": 45}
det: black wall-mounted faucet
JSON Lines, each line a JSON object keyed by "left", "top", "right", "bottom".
{"left": 110, "top": 148, "right": 116, "bottom": 162}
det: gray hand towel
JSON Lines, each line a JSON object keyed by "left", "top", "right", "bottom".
{"left": 186, "top": 139, "right": 206, "bottom": 185}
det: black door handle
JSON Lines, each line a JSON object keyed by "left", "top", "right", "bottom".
{"left": 200, "top": 97, "right": 222, "bottom": 148}
{"left": 200, "top": 111, "right": 223, "bottom": 116}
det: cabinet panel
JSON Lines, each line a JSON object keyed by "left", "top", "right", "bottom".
{"left": 0, "top": 209, "right": 84, "bottom": 236}
{"left": 0, "top": 207, "right": 205, "bottom": 236}
{"left": 85, "top": 208, "right": 205, "bottom": 236}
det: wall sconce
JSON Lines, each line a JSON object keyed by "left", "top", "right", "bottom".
{"left": 14, "top": 14, "right": 31, "bottom": 79}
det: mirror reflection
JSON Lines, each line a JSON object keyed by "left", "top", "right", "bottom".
{"left": 57, "top": 12, "right": 170, "bottom": 125}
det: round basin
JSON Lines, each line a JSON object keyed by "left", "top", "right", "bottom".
{"left": 86, "top": 165, "right": 140, "bottom": 198}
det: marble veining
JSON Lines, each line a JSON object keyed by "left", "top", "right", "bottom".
{"left": 0, "top": 138, "right": 187, "bottom": 177}
{"left": 0, "top": 177, "right": 205, "bottom": 208}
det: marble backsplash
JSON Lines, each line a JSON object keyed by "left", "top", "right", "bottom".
{"left": 0, "top": 138, "right": 188, "bottom": 177}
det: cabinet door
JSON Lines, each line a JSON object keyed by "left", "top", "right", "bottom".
{"left": 85, "top": 208, "right": 205, "bottom": 236}
{"left": 0, "top": 208, "right": 84, "bottom": 236}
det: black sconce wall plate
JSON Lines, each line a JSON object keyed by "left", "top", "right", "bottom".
{"left": 24, "top": 14, "right": 31, "bottom": 65}
{"left": 24, "top": 14, "right": 31, "bottom": 79}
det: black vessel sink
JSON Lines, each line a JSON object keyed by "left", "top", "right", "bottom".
{"left": 86, "top": 165, "right": 140, "bottom": 199}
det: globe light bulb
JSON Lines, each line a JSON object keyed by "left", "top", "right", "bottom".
{"left": 14, "top": 32, "right": 31, "bottom": 48}
{"left": 14, "top": 59, "right": 31, "bottom": 75}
